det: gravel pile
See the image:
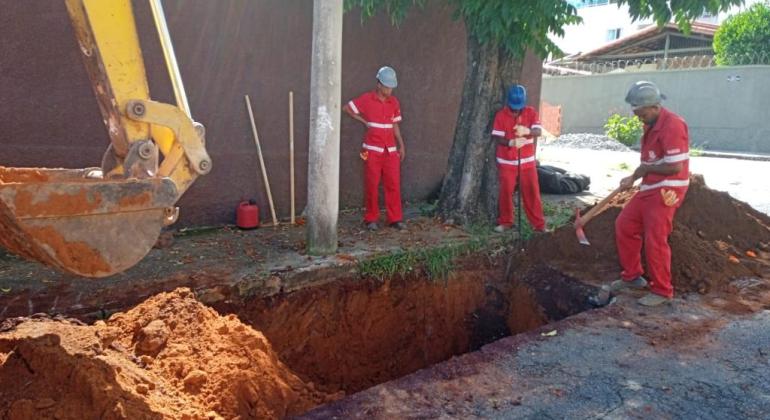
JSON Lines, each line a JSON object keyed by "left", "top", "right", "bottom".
{"left": 546, "top": 133, "right": 633, "bottom": 152}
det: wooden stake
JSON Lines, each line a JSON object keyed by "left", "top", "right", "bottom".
{"left": 244, "top": 95, "right": 278, "bottom": 226}
{"left": 289, "top": 91, "right": 296, "bottom": 225}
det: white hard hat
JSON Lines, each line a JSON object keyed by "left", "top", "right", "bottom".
{"left": 625, "top": 81, "right": 666, "bottom": 109}
{"left": 376, "top": 66, "right": 398, "bottom": 88}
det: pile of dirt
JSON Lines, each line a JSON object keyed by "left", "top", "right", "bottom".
{"left": 0, "top": 288, "right": 335, "bottom": 419}
{"left": 525, "top": 175, "right": 770, "bottom": 294}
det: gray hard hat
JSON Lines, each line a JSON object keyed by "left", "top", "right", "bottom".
{"left": 625, "top": 81, "right": 666, "bottom": 109}
{"left": 376, "top": 66, "right": 398, "bottom": 88}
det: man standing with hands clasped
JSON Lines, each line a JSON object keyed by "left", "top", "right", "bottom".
{"left": 604, "top": 80, "right": 690, "bottom": 307}
{"left": 344, "top": 66, "right": 407, "bottom": 231}
{"left": 491, "top": 84, "right": 546, "bottom": 233}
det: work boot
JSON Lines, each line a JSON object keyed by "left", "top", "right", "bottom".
{"left": 637, "top": 293, "right": 671, "bottom": 307}
{"left": 366, "top": 222, "right": 379, "bottom": 231}
{"left": 494, "top": 224, "right": 511, "bottom": 233}
{"left": 604, "top": 276, "right": 647, "bottom": 293}
{"left": 390, "top": 221, "right": 407, "bottom": 231}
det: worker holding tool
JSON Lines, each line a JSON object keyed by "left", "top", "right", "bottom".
{"left": 343, "top": 66, "right": 407, "bottom": 231}
{"left": 491, "top": 84, "right": 546, "bottom": 233}
{"left": 605, "top": 80, "right": 690, "bottom": 307}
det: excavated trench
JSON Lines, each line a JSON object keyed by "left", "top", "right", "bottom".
{"left": 0, "top": 255, "right": 601, "bottom": 419}
{"left": 3, "top": 176, "right": 770, "bottom": 418}
{"left": 219, "top": 262, "right": 597, "bottom": 396}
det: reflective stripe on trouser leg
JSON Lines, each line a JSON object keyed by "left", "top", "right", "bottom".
{"left": 642, "top": 194, "right": 679, "bottom": 298}
{"left": 615, "top": 194, "right": 645, "bottom": 281}
{"left": 497, "top": 165, "right": 517, "bottom": 226}
{"left": 364, "top": 153, "right": 384, "bottom": 223}
{"left": 382, "top": 152, "right": 403, "bottom": 223}
{"left": 616, "top": 191, "right": 680, "bottom": 298}
{"left": 520, "top": 167, "right": 545, "bottom": 230}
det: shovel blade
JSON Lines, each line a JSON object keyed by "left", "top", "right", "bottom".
{"left": 576, "top": 226, "right": 591, "bottom": 246}
{"left": 574, "top": 208, "right": 591, "bottom": 246}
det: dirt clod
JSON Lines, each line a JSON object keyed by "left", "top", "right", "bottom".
{"left": 184, "top": 369, "right": 208, "bottom": 391}
{"left": 136, "top": 319, "right": 169, "bottom": 354}
{"left": 525, "top": 175, "right": 770, "bottom": 295}
{"left": 0, "top": 288, "right": 334, "bottom": 419}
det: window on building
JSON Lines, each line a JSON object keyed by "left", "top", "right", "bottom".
{"left": 570, "top": 0, "right": 617, "bottom": 8}
{"left": 606, "top": 28, "right": 622, "bottom": 41}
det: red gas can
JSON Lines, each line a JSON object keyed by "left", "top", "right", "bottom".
{"left": 236, "top": 200, "right": 259, "bottom": 229}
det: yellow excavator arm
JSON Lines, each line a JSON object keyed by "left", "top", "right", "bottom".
{"left": 0, "top": 0, "right": 211, "bottom": 277}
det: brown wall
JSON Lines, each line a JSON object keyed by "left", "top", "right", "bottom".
{"left": 0, "top": 0, "right": 541, "bottom": 227}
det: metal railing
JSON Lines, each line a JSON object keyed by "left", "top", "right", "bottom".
{"left": 544, "top": 51, "right": 770, "bottom": 76}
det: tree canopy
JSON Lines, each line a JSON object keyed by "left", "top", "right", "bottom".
{"left": 345, "top": 0, "right": 746, "bottom": 58}
{"left": 714, "top": 2, "right": 770, "bottom": 65}
{"left": 344, "top": 0, "right": 747, "bottom": 224}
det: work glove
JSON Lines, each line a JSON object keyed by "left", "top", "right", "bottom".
{"left": 661, "top": 188, "right": 679, "bottom": 207}
{"left": 515, "top": 125, "right": 531, "bottom": 137}
{"left": 508, "top": 137, "right": 529, "bottom": 149}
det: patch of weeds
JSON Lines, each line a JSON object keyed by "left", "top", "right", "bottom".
{"left": 422, "top": 246, "right": 457, "bottom": 280}
{"left": 541, "top": 202, "right": 574, "bottom": 231}
{"left": 418, "top": 199, "right": 439, "bottom": 217}
{"left": 690, "top": 147, "right": 704, "bottom": 157}
{"left": 518, "top": 218, "right": 535, "bottom": 242}
{"left": 604, "top": 114, "right": 643, "bottom": 146}
{"left": 359, "top": 224, "right": 504, "bottom": 281}
{"left": 542, "top": 201, "right": 558, "bottom": 217}
{"left": 548, "top": 208, "right": 574, "bottom": 231}
{"left": 176, "top": 225, "right": 225, "bottom": 237}
{"left": 359, "top": 251, "right": 419, "bottom": 280}
{"left": 617, "top": 162, "right": 630, "bottom": 170}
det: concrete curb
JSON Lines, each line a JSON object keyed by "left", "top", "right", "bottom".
{"left": 695, "top": 150, "right": 770, "bottom": 162}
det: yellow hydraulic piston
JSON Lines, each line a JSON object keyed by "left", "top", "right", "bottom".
{"left": 0, "top": 0, "right": 211, "bottom": 277}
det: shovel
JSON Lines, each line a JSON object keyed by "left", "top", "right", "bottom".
{"left": 574, "top": 186, "right": 624, "bottom": 246}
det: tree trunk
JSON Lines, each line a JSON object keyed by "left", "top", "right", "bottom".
{"left": 437, "top": 32, "right": 525, "bottom": 225}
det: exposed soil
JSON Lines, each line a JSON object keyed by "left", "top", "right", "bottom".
{"left": 524, "top": 175, "right": 770, "bottom": 295}
{"left": 1, "top": 175, "right": 769, "bottom": 418}
{"left": 0, "top": 289, "right": 334, "bottom": 419}
{"left": 0, "top": 265, "right": 593, "bottom": 419}
{"left": 224, "top": 263, "right": 593, "bottom": 395}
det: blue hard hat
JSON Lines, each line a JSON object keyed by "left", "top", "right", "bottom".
{"left": 507, "top": 85, "right": 527, "bottom": 110}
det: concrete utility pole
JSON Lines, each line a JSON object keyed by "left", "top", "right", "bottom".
{"left": 307, "top": 0, "right": 343, "bottom": 255}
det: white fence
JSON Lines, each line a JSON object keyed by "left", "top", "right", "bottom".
{"left": 541, "top": 64, "right": 770, "bottom": 154}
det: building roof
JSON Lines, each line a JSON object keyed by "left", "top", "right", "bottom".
{"left": 575, "top": 21, "right": 718, "bottom": 61}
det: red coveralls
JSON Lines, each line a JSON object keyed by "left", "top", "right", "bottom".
{"left": 491, "top": 106, "right": 545, "bottom": 230}
{"left": 347, "top": 91, "right": 403, "bottom": 224}
{"left": 616, "top": 107, "right": 690, "bottom": 298}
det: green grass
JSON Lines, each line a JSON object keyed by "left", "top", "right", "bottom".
{"left": 175, "top": 225, "right": 225, "bottom": 237}
{"left": 542, "top": 201, "right": 574, "bottom": 231}
{"left": 358, "top": 224, "right": 501, "bottom": 281}
{"left": 617, "top": 162, "right": 630, "bottom": 170}
{"left": 418, "top": 199, "right": 439, "bottom": 217}
{"left": 690, "top": 147, "right": 704, "bottom": 157}
{"left": 360, "top": 201, "right": 575, "bottom": 281}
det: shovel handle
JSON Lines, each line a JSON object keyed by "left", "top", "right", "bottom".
{"left": 576, "top": 186, "right": 624, "bottom": 227}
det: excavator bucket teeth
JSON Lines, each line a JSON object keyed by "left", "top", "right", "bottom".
{"left": 0, "top": 167, "right": 178, "bottom": 278}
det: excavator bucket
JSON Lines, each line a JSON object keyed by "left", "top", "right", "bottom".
{"left": 0, "top": 0, "right": 211, "bottom": 277}
{"left": 0, "top": 167, "right": 179, "bottom": 277}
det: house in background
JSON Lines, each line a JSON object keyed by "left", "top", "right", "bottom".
{"left": 545, "top": 21, "right": 719, "bottom": 75}
{"left": 552, "top": 0, "right": 764, "bottom": 57}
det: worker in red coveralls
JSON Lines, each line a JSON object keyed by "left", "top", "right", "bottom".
{"left": 604, "top": 81, "right": 690, "bottom": 307}
{"left": 343, "top": 66, "right": 407, "bottom": 231}
{"left": 491, "top": 84, "right": 546, "bottom": 233}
